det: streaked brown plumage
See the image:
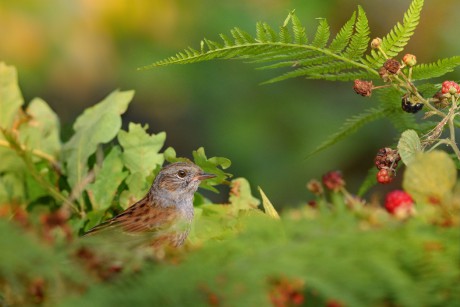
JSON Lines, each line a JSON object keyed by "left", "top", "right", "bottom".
{"left": 84, "top": 162, "right": 215, "bottom": 248}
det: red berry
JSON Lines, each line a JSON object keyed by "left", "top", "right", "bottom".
{"left": 441, "top": 81, "right": 460, "bottom": 95}
{"left": 384, "top": 190, "right": 414, "bottom": 216}
{"left": 376, "top": 169, "right": 393, "bottom": 184}
{"left": 322, "top": 171, "right": 345, "bottom": 191}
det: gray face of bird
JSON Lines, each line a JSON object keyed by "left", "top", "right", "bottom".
{"left": 154, "top": 162, "right": 215, "bottom": 196}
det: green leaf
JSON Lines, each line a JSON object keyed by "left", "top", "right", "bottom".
{"left": 312, "top": 19, "right": 330, "bottom": 48}
{"left": 140, "top": 9, "right": 378, "bottom": 83}
{"left": 397, "top": 129, "right": 422, "bottom": 165}
{"left": 411, "top": 56, "right": 460, "bottom": 81}
{"left": 86, "top": 146, "right": 128, "bottom": 211}
{"left": 329, "top": 12, "right": 356, "bottom": 53}
{"left": 291, "top": 13, "right": 308, "bottom": 45}
{"left": 343, "top": 6, "right": 369, "bottom": 60}
{"left": 403, "top": 150, "right": 457, "bottom": 204}
{"left": 307, "top": 107, "right": 389, "bottom": 158}
{"left": 117, "top": 123, "right": 165, "bottom": 177}
{"left": 0, "top": 173, "right": 25, "bottom": 204}
{"left": 119, "top": 172, "right": 155, "bottom": 209}
{"left": 258, "top": 187, "right": 280, "bottom": 219}
{"left": 357, "top": 166, "right": 378, "bottom": 196}
{"left": 19, "top": 98, "right": 61, "bottom": 157}
{"left": 62, "top": 90, "right": 133, "bottom": 188}
{"left": 0, "top": 62, "right": 23, "bottom": 130}
{"left": 192, "top": 147, "right": 232, "bottom": 192}
{"left": 365, "top": 0, "right": 424, "bottom": 67}
{"left": 229, "top": 178, "right": 260, "bottom": 212}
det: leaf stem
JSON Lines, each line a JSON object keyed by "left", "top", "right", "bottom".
{"left": 0, "top": 139, "right": 62, "bottom": 173}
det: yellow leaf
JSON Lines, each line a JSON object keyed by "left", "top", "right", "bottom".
{"left": 403, "top": 150, "right": 457, "bottom": 205}
{"left": 258, "top": 186, "right": 280, "bottom": 219}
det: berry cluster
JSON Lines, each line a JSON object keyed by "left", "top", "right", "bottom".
{"left": 374, "top": 147, "right": 400, "bottom": 184}
{"left": 441, "top": 81, "right": 460, "bottom": 95}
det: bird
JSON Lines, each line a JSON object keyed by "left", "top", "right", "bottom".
{"left": 83, "top": 161, "right": 216, "bottom": 249}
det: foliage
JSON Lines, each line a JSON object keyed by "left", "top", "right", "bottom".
{"left": 1, "top": 0, "right": 460, "bottom": 306}
{"left": 143, "top": 0, "right": 460, "bottom": 161}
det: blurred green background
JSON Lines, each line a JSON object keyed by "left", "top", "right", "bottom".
{"left": 1, "top": 0, "right": 458, "bottom": 206}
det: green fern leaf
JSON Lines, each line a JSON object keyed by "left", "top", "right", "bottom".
{"left": 329, "top": 12, "right": 357, "bottom": 53}
{"left": 279, "top": 25, "right": 292, "bottom": 44}
{"left": 365, "top": 0, "right": 424, "bottom": 67}
{"left": 411, "top": 56, "right": 460, "bottom": 81}
{"left": 377, "top": 88, "right": 420, "bottom": 132}
{"left": 140, "top": 9, "right": 378, "bottom": 81}
{"left": 231, "top": 27, "right": 255, "bottom": 44}
{"left": 343, "top": 6, "right": 370, "bottom": 60}
{"left": 220, "top": 33, "right": 234, "bottom": 47}
{"left": 291, "top": 13, "right": 308, "bottom": 44}
{"left": 307, "top": 70, "right": 371, "bottom": 81}
{"left": 306, "top": 107, "right": 389, "bottom": 158}
{"left": 312, "top": 19, "right": 330, "bottom": 48}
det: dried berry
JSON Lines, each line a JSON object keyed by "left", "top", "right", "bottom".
{"left": 401, "top": 95, "right": 423, "bottom": 113}
{"left": 384, "top": 190, "right": 415, "bottom": 218}
{"left": 322, "top": 171, "right": 345, "bottom": 191}
{"left": 383, "top": 59, "right": 401, "bottom": 74}
{"left": 378, "top": 67, "right": 390, "bottom": 82}
{"left": 376, "top": 169, "right": 394, "bottom": 184}
{"left": 432, "top": 91, "right": 449, "bottom": 109}
{"left": 441, "top": 81, "right": 460, "bottom": 95}
{"left": 306, "top": 179, "right": 323, "bottom": 195}
{"left": 402, "top": 53, "right": 417, "bottom": 67}
{"left": 353, "top": 79, "right": 373, "bottom": 97}
{"left": 374, "top": 147, "right": 400, "bottom": 170}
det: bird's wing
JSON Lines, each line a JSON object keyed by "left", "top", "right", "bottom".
{"left": 83, "top": 197, "right": 180, "bottom": 236}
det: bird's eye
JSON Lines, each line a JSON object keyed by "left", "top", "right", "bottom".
{"left": 177, "top": 170, "right": 187, "bottom": 178}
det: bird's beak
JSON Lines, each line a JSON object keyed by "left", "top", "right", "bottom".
{"left": 194, "top": 173, "right": 216, "bottom": 181}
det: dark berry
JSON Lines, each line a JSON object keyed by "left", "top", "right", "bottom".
{"left": 401, "top": 95, "right": 423, "bottom": 113}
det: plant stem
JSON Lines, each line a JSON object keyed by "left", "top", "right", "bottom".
{"left": 447, "top": 96, "right": 460, "bottom": 160}
{"left": 0, "top": 139, "right": 62, "bottom": 173}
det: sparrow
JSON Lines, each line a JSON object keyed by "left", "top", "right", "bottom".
{"left": 83, "top": 161, "right": 215, "bottom": 248}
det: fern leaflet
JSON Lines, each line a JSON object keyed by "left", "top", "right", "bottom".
{"left": 365, "top": 0, "right": 424, "bottom": 68}
{"left": 306, "top": 107, "right": 390, "bottom": 158}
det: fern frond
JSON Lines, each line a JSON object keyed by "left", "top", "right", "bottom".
{"left": 306, "top": 107, "right": 389, "bottom": 158}
{"left": 140, "top": 10, "right": 379, "bottom": 82}
{"left": 291, "top": 13, "right": 308, "bottom": 45}
{"left": 329, "top": 12, "right": 357, "bottom": 53}
{"left": 377, "top": 88, "right": 419, "bottom": 132}
{"left": 312, "top": 19, "right": 330, "bottom": 48}
{"left": 411, "top": 56, "right": 460, "bottom": 81}
{"left": 343, "top": 6, "right": 370, "bottom": 60}
{"left": 365, "top": 0, "right": 424, "bottom": 67}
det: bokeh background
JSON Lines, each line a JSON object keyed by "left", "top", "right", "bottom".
{"left": 1, "top": 0, "right": 458, "bottom": 206}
